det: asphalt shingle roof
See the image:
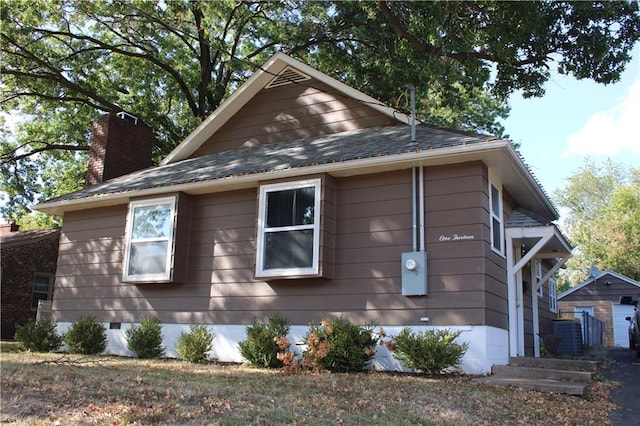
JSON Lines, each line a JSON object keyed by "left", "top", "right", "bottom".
{"left": 506, "top": 208, "right": 554, "bottom": 227}
{"left": 44, "top": 124, "right": 493, "bottom": 204}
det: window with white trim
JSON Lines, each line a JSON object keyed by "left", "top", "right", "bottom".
{"left": 535, "top": 260, "right": 543, "bottom": 297}
{"left": 256, "top": 179, "right": 321, "bottom": 278}
{"left": 32, "top": 274, "right": 54, "bottom": 310}
{"left": 489, "top": 180, "right": 504, "bottom": 254}
{"left": 123, "top": 197, "right": 176, "bottom": 282}
{"left": 549, "top": 278, "right": 557, "bottom": 313}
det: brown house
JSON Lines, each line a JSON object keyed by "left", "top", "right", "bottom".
{"left": 558, "top": 270, "right": 640, "bottom": 347}
{"left": 0, "top": 223, "right": 60, "bottom": 339}
{"left": 34, "top": 53, "right": 572, "bottom": 373}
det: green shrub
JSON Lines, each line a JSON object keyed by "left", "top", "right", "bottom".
{"left": 125, "top": 317, "right": 165, "bottom": 359}
{"left": 303, "top": 317, "right": 376, "bottom": 373}
{"left": 238, "top": 314, "right": 290, "bottom": 368}
{"left": 176, "top": 324, "right": 215, "bottom": 363}
{"left": 14, "top": 319, "right": 62, "bottom": 352}
{"left": 63, "top": 315, "right": 107, "bottom": 355}
{"left": 390, "top": 328, "right": 469, "bottom": 375}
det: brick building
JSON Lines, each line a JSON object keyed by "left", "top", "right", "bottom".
{"left": 1, "top": 223, "right": 60, "bottom": 339}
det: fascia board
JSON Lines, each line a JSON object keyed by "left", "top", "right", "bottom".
{"left": 506, "top": 226, "right": 555, "bottom": 239}
{"left": 597, "top": 270, "right": 640, "bottom": 286}
{"left": 161, "top": 54, "right": 287, "bottom": 165}
{"left": 274, "top": 54, "right": 410, "bottom": 125}
{"left": 558, "top": 271, "right": 640, "bottom": 300}
{"left": 554, "top": 227, "right": 573, "bottom": 253}
{"left": 161, "top": 53, "right": 410, "bottom": 165}
{"left": 37, "top": 140, "right": 557, "bottom": 224}
{"left": 502, "top": 144, "right": 559, "bottom": 220}
{"left": 34, "top": 141, "right": 505, "bottom": 216}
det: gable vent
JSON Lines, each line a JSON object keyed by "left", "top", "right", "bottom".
{"left": 265, "top": 66, "right": 311, "bottom": 89}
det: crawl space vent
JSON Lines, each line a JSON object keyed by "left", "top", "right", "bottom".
{"left": 266, "top": 66, "right": 311, "bottom": 88}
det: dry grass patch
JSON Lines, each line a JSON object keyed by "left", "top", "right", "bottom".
{"left": 1, "top": 352, "right": 617, "bottom": 425}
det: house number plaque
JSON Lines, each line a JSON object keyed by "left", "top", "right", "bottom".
{"left": 438, "top": 234, "right": 475, "bottom": 242}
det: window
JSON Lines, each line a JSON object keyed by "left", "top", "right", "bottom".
{"left": 256, "top": 179, "right": 321, "bottom": 278}
{"left": 123, "top": 197, "right": 176, "bottom": 282}
{"left": 549, "top": 278, "right": 557, "bottom": 313}
{"left": 489, "top": 180, "right": 503, "bottom": 254}
{"left": 535, "top": 260, "right": 543, "bottom": 297}
{"left": 32, "top": 274, "right": 54, "bottom": 310}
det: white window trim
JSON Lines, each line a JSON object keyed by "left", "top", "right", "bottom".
{"left": 123, "top": 196, "right": 177, "bottom": 282}
{"left": 549, "top": 278, "right": 557, "bottom": 313}
{"left": 255, "top": 178, "right": 321, "bottom": 278}
{"left": 489, "top": 179, "right": 504, "bottom": 256}
{"left": 535, "top": 260, "right": 543, "bottom": 297}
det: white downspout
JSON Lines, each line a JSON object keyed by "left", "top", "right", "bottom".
{"left": 412, "top": 167, "right": 417, "bottom": 252}
{"left": 419, "top": 166, "right": 425, "bottom": 251}
{"left": 408, "top": 83, "right": 423, "bottom": 253}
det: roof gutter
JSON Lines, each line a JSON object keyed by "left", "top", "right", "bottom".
{"left": 36, "top": 140, "right": 513, "bottom": 216}
{"left": 502, "top": 143, "right": 559, "bottom": 219}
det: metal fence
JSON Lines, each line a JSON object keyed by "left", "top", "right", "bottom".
{"left": 579, "top": 310, "right": 605, "bottom": 348}
{"left": 559, "top": 309, "right": 605, "bottom": 348}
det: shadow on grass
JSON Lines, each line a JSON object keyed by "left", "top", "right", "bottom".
{"left": 0, "top": 352, "right": 620, "bottom": 426}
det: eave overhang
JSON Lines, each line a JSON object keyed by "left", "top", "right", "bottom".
{"left": 34, "top": 138, "right": 557, "bottom": 219}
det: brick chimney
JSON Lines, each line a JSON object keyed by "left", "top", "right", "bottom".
{"left": 0, "top": 221, "right": 20, "bottom": 235}
{"left": 86, "top": 112, "right": 155, "bottom": 186}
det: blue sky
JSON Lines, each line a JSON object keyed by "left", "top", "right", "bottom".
{"left": 501, "top": 45, "right": 640, "bottom": 199}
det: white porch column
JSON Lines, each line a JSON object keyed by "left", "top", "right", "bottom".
{"left": 516, "top": 250, "right": 525, "bottom": 356}
{"left": 506, "top": 240, "right": 519, "bottom": 357}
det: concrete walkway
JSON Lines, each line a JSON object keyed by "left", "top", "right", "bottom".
{"left": 604, "top": 348, "right": 640, "bottom": 426}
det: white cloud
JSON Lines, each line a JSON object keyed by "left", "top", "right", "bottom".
{"left": 563, "top": 78, "right": 640, "bottom": 157}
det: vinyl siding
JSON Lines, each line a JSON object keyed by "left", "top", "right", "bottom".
{"left": 424, "top": 162, "right": 508, "bottom": 329}
{"left": 191, "top": 80, "right": 392, "bottom": 157}
{"left": 52, "top": 163, "right": 509, "bottom": 329}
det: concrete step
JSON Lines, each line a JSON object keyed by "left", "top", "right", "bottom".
{"left": 507, "top": 356, "right": 599, "bottom": 372}
{"left": 472, "top": 356, "right": 600, "bottom": 396}
{"left": 474, "top": 376, "right": 588, "bottom": 396}
{"left": 492, "top": 365, "right": 593, "bottom": 382}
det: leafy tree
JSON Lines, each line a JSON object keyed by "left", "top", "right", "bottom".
{"left": 2, "top": 1, "right": 639, "bottom": 224}
{"left": 554, "top": 159, "right": 640, "bottom": 287}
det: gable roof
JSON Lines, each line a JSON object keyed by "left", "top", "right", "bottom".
{"left": 558, "top": 270, "right": 640, "bottom": 299}
{"left": 34, "top": 54, "right": 558, "bottom": 220}
{"left": 161, "top": 52, "right": 411, "bottom": 165}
